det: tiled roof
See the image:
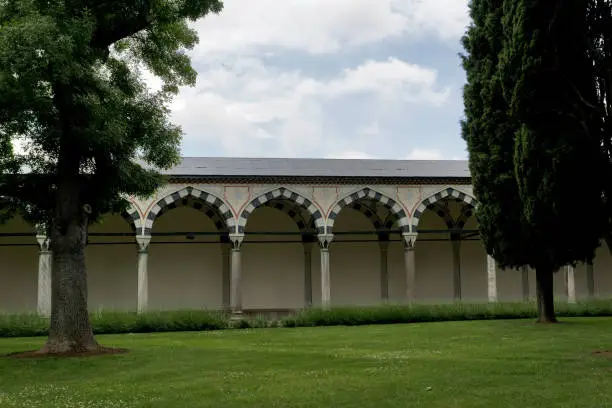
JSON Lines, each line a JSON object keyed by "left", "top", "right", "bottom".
{"left": 162, "top": 157, "right": 471, "bottom": 179}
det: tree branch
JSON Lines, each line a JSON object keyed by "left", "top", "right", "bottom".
{"left": 89, "top": 2, "right": 154, "bottom": 50}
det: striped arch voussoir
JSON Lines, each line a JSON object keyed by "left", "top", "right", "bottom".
{"left": 143, "top": 187, "right": 235, "bottom": 235}
{"left": 237, "top": 187, "right": 324, "bottom": 234}
{"left": 411, "top": 188, "right": 477, "bottom": 232}
{"left": 121, "top": 205, "right": 141, "bottom": 234}
{"left": 346, "top": 202, "right": 393, "bottom": 230}
{"left": 327, "top": 188, "right": 410, "bottom": 233}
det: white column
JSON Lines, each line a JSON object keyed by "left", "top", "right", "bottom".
{"left": 379, "top": 240, "right": 390, "bottom": 300}
{"left": 486, "top": 255, "right": 497, "bottom": 302}
{"left": 586, "top": 260, "right": 595, "bottom": 297}
{"left": 565, "top": 265, "right": 576, "bottom": 303}
{"left": 521, "top": 266, "right": 530, "bottom": 301}
{"left": 318, "top": 234, "right": 333, "bottom": 308}
{"left": 136, "top": 235, "right": 151, "bottom": 314}
{"left": 36, "top": 234, "right": 52, "bottom": 317}
{"left": 303, "top": 242, "right": 314, "bottom": 308}
{"left": 229, "top": 233, "right": 245, "bottom": 316}
{"left": 451, "top": 238, "right": 462, "bottom": 300}
{"left": 402, "top": 232, "right": 418, "bottom": 303}
{"left": 221, "top": 242, "right": 231, "bottom": 310}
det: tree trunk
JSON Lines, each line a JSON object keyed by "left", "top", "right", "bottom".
{"left": 535, "top": 267, "right": 557, "bottom": 323}
{"left": 39, "top": 181, "right": 101, "bottom": 354}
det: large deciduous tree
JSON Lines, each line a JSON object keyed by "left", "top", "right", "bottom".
{"left": 0, "top": 0, "right": 223, "bottom": 354}
{"left": 462, "top": 0, "right": 607, "bottom": 323}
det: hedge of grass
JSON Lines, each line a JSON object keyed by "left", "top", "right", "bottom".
{"left": 3, "top": 299, "right": 612, "bottom": 338}
{"left": 281, "top": 299, "right": 612, "bottom": 327}
{"left": 0, "top": 310, "right": 228, "bottom": 338}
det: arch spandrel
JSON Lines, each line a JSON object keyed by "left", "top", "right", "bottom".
{"left": 237, "top": 187, "right": 325, "bottom": 234}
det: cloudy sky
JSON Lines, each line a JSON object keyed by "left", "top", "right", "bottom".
{"left": 158, "top": 0, "right": 471, "bottom": 160}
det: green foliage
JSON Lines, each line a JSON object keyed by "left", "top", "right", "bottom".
{"left": 462, "top": 0, "right": 608, "bottom": 272}
{"left": 5, "top": 301, "right": 612, "bottom": 337}
{"left": 588, "top": 0, "right": 612, "bottom": 236}
{"left": 0, "top": 0, "right": 223, "bottom": 227}
{"left": 0, "top": 310, "right": 228, "bottom": 337}
{"left": 460, "top": 0, "right": 530, "bottom": 268}
{"left": 498, "top": 0, "right": 605, "bottom": 271}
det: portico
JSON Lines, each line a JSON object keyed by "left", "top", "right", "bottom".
{"left": 1, "top": 157, "right": 610, "bottom": 315}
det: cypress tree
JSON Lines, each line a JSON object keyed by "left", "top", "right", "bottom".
{"left": 462, "top": 0, "right": 606, "bottom": 322}
{"left": 460, "top": 0, "right": 531, "bottom": 290}
{"left": 588, "top": 0, "right": 612, "bottom": 241}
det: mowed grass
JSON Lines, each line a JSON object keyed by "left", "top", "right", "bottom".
{"left": 1, "top": 318, "right": 612, "bottom": 408}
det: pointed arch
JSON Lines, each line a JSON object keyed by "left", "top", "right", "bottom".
{"left": 238, "top": 187, "right": 325, "bottom": 234}
{"left": 327, "top": 187, "right": 410, "bottom": 233}
{"left": 121, "top": 203, "right": 142, "bottom": 234}
{"left": 411, "top": 187, "right": 477, "bottom": 232}
{"left": 143, "top": 186, "right": 235, "bottom": 235}
{"left": 344, "top": 200, "right": 391, "bottom": 230}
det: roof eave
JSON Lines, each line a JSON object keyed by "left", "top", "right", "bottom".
{"left": 165, "top": 174, "right": 472, "bottom": 185}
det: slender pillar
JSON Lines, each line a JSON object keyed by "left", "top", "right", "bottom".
{"left": 303, "top": 242, "right": 314, "bottom": 308}
{"left": 36, "top": 235, "right": 52, "bottom": 317}
{"left": 402, "top": 232, "right": 418, "bottom": 303}
{"left": 318, "top": 234, "right": 333, "bottom": 308}
{"left": 521, "top": 266, "right": 530, "bottom": 301}
{"left": 229, "top": 233, "right": 245, "bottom": 316}
{"left": 378, "top": 239, "right": 390, "bottom": 300}
{"left": 487, "top": 255, "right": 497, "bottom": 302}
{"left": 221, "top": 241, "right": 231, "bottom": 310}
{"left": 136, "top": 235, "right": 151, "bottom": 314}
{"left": 451, "top": 237, "right": 462, "bottom": 301}
{"left": 586, "top": 260, "right": 595, "bottom": 297}
{"left": 565, "top": 265, "right": 576, "bottom": 303}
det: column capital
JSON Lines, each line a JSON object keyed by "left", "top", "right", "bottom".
{"left": 229, "top": 233, "right": 245, "bottom": 250}
{"left": 377, "top": 229, "right": 391, "bottom": 243}
{"left": 402, "top": 232, "right": 418, "bottom": 250}
{"left": 36, "top": 234, "right": 51, "bottom": 252}
{"left": 136, "top": 235, "right": 151, "bottom": 253}
{"left": 317, "top": 233, "right": 333, "bottom": 250}
{"left": 303, "top": 241, "right": 315, "bottom": 252}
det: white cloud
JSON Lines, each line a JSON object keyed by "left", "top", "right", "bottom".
{"left": 140, "top": 1, "right": 470, "bottom": 159}
{"left": 325, "top": 58, "right": 449, "bottom": 105}
{"left": 325, "top": 151, "right": 376, "bottom": 160}
{"left": 193, "top": 0, "right": 408, "bottom": 55}
{"left": 405, "top": 148, "right": 444, "bottom": 160}
{"left": 404, "top": 149, "right": 469, "bottom": 160}
{"left": 394, "top": 0, "right": 469, "bottom": 42}
{"left": 193, "top": 0, "right": 469, "bottom": 56}
{"left": 171, "top": 57, "right": 449, "bottom": 157}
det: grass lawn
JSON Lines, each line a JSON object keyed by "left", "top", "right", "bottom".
{"left": 1, "top": 318, "right": 612, "bottom": 407}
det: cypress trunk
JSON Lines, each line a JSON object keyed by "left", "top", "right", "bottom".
{"left": 40, "top": 182, "right": 100, "bottom": 354}
{"left": 535, "top": 267, "right": 557, "bottom": 323}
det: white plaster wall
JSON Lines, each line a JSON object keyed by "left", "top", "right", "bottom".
{"left": 329, "top": 208, "right": 380, "bottom": 306}
{"left": 148, "top": 206, "right": 223, "bottom": 310}
{"left": 594, "top": 241, "right": 612, "bottom": 297}
{"left": 387, "top": 235, "right": 406, "bottom": 302}
{"left": 0, "top": 216, "right": 38, "bottom": 312}
{"left": 242, "top": 207, "right": 305, "bottom": 310}
{"left": 86, "top": 214, "right": 137, "bottom": 311}
{"left": 414, "top": 206, "right": 491, "bottom": 302}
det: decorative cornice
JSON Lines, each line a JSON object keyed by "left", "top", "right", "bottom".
{"left": 166, "top": 175, "right": 472, "bottom": 185}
